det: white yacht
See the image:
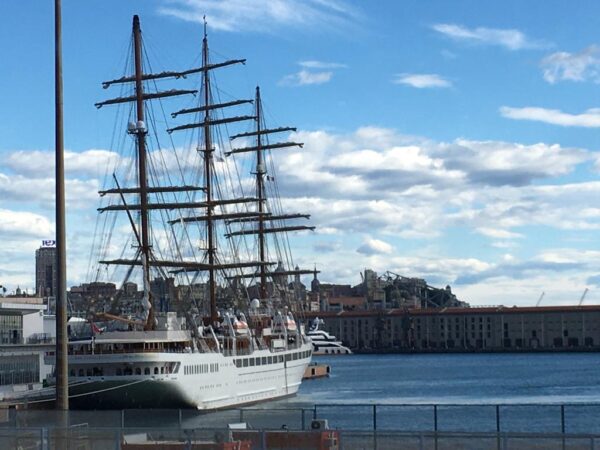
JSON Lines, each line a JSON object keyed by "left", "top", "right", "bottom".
{"left": 307, "top": 318, "right": 352, "bottom": 355}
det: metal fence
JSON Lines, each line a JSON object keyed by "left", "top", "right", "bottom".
{"left": 1, "top": 403, "right": 600, "bottom": 448}
{"left": 311, "top": 403, "right": 600, "bottom": 435}
{"left": 0, "top": 428, "right": 599, "bottom": 450}
{"left": 2, "top": 403, "right": 600, "bottom": 433}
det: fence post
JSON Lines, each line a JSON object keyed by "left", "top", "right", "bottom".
{"left": 560, "top": 404, "right": 566, "bottom": 450}
{"left": 121, "top": 409, "right": 125, "bottom": 429}
{"left": 496, "top": 405, "right": 501, "bottom": 450}
{"left": 261, "top": 429, "right": 267, "bottom": 450}
{"left": 239, "top": 409, "right": 244, "bottom": 423}
{"left": 301, "top": 409, "right": 306, "bottom": 430}
{"left": 313, "top": 404, "right": 317, "bottom": 420}
{"left": 373, "top": 404, "right": 377, "bottom": 431}
{"left": 373, "top": 404, "right": 378, "bottom": 450}
{"left": 433, "top": 405, "right": 438, "bottom": 450}
{"left": 41, "top": 427, "right": 48, "bottom": 450}
{"left": 179, "top": 409, "right": 183, "bottom": 429}
{"left": 115, "top": 429, "right": 121, "bottom": 450}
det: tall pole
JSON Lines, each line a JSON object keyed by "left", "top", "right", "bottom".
{"left": 202, "top": 20, "right": 217, "bottom": 324}
{"left": 54, "top": 0, "right": 69, "bottom": 411}
{"left": 255, "top": 87, "right": 267, "bottom": 299}
{"left": 132, "top": 15, "right": 154, "bottom": 330}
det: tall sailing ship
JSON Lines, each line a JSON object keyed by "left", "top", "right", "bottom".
{"left": 52, "top": 15, "right": 316, "bottom": 409}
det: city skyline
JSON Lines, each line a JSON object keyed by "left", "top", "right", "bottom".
{"left": 3, "top": 1, "right": 600, "bottom": 306}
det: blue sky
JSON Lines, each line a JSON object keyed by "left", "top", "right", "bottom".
{"left": 3, "top": 0, "right": 600, "bottom": 306}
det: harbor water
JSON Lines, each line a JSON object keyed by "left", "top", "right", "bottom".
{"left": 273, "top": 352, "right": 600, "bottom": 434}
{"left": 295, "top": 353, "right": 600, "bottom": 405}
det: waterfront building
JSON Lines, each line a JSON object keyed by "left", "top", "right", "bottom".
{"left": 0, "top": 297, "right": 53, "bottom": 400}
{"left": 307, "top": 305, "right": 600, "bottom": 352}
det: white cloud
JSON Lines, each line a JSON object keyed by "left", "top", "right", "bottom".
{"left": 500, "top": 106, "right": 600, "bottom": 128}
{"left": 5, "top": 149, "right": 119, "bottom": 178}
{"left": 356, "top": 238, "right": 393, "bottom": 255}
{"left": 432, "top": 23, "right": 545, "bottom": 50}
{"left": 280, "top": 60, "right": 347, "bottom": 86}
{"left": 0, "top": 209, "right": 53, "bottom": 238}
{"left": 0, "top": 173, "right": 99, "bottom": 209}
{"left": 476, "top": 227, "right": 523, "bottom": 239}
{"left": 2, "top": 125, "right": 599, "bottom": 305}
{"left": 393, "top": 73, "right": 452, "bottom": 88}
{"left": 157, "top": 0, "right": 359, "bottom": 33}
{"left": 541, "top": 45, "right": 600, "bottom": 83}
{"left": 280, "top": 70, "right": 334, "bottom": 86}
{"left": 299, "top": 60, "right": 347, "bottom": 69}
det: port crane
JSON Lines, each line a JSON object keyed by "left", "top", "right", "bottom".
{"left": 535, "top": 292, "right": 545, "bottom": 307}
{"left": 578, "top": 288, "right": 589, "bottom": 306}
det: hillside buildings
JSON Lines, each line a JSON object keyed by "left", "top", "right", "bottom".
{"left": 307, "top": 269, "right": 467, "bottom": 313}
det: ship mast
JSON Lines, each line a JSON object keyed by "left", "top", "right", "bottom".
{"left": 255, "top": 87, "right": 267, "bottom": 299}
{"left": 201, "top": 21, "right": 217, "bottom": 324}
{"left": 97, "top": 16, "right": 280, "bottom": 330}
{"left": 227, "top": 88, "right": 319, "bottom": 300}
{"left": 132, "top": 15, "right": 154, "bottom": 330}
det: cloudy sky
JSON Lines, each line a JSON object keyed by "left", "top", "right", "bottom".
{"left": 2, "top": 0, "right": 600, "bottom": 306}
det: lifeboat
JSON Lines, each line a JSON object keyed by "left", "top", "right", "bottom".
{"left": 284, "top": 314, "right": 297, "bottom": 332}
{"left": 233, "top": 314, "right": 250, "bottom": 336}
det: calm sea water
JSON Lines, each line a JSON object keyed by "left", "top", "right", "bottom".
{"left": 292, "top": 353, "right": 600, "bottom": 405}
{"left": 269, "top": 353, "right": 600, "bottom": 433}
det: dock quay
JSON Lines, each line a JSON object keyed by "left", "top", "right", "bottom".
{"left": 303, "top": 363, "right": 331, "bottom": 380}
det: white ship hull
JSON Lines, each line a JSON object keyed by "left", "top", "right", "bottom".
{"left": 65, "top": 343, "right": 312, "bottom": 410}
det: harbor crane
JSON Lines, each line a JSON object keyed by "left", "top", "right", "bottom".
{"left": 535, "top": 291, "right": 545, "bottom": 307}
{"left": 578, "top": 288, "right": 589, "bottom": 306}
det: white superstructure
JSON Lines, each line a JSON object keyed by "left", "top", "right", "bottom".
{"left": 307, "top": 318, "right": 352, "bottom": 355}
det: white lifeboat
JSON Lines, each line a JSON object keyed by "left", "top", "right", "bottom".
{"left": 284, "top": 314, "right": 297, "bottom": 332}
{"left": 232, "top": 315, "right": 250, "bottom": 336}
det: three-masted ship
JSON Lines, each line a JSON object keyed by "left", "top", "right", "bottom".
{"left": 52, "top": 15, "right": 315, "bottom": 409}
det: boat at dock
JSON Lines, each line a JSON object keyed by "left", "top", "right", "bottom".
{"left": 303, "top": 362, "right": 331, "bottom": 379}
{"left": 307, "top": 318, "right": 352, "bottom": 355}
{"left": 47, "top": 15, "right": 315, "bottom": 410}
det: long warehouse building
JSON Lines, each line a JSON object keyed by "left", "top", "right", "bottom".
{"left": 306, "top": 305, "right": 600, "bottom": 352}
